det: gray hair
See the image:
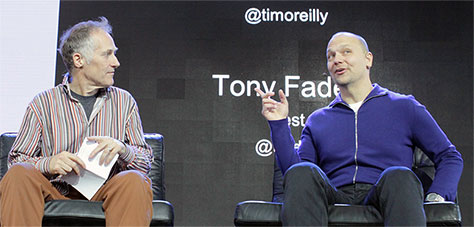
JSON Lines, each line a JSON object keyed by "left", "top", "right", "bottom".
{"left": 328, "top": 31, "right": 370, "bottom": 53}
{"left": 58, "top": 16, "right": 112, "bottom": 72}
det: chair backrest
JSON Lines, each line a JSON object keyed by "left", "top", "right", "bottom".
{"left": 0, "top": 132, "right": 166, "bottom": 200}
{"left": 272, "top": 148, "right": 435, "bottom": 202}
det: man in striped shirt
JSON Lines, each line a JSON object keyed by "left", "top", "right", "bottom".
{"left": 0, "top": 17, "right": 153, "bottom": 226}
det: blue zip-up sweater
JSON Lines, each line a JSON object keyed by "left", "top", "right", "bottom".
{"left": 269, "top": 84, "right": 463, "bottom": 201}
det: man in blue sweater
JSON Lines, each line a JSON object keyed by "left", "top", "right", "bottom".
{"left": 255, "top": 32, "right": 463, "bottom": 226}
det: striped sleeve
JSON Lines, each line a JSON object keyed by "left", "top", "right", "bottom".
{"left": 8, "top": 104, "right": 53, "bottom": 175}
{"left": 117, "top": 100, "right": 153, "bottom": 174}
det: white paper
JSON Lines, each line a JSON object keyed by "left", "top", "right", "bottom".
{"left": 62, "top": 138, "right": 119, "bottom": 200}
{"left": 62, "top": 167, "right": 107, "bottom": 200}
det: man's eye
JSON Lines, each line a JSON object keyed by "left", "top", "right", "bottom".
{"left": 105, "top": 50, "right": 116, "bottom": 56}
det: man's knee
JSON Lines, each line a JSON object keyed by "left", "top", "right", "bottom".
{"left": 380, "top": 166, "right": 419, "bottom": 184}
{"left": 114, "top": 170, "right": 152, "bottom": 191}
{"left": 0, "top": 164, "right": 45, "bottom": 196}
{"left": 284, "top": 162, "right": 326, "bottom": 185}
{"left": 286, "top": 162, "right": 319, "bottom": 176}
{"left": 2, "top": 163, "right": 38, "bottom": 183}
{"left": 377, "top": 166, "right": 423, "bottom": 196}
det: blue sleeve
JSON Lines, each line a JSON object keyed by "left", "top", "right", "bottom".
{"left": 269, "top": 118, "right": 318, "bottom": 175}
{"left": 410, "top": 97, "right": 463, "bottom": 201}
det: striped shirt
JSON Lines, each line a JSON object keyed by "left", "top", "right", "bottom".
{"left": 9, "top": 74, "right": 152, "bottom": 194}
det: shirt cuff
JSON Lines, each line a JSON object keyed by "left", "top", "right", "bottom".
{"left": 35, "top": 156, "right": 52, "bottom": 175}
{"left": 119, "top": 143, "right": 135, "bottom": 164}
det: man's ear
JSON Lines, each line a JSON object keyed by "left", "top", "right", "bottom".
{"left": 366, "top": 52, "right": 373, "bottom": 69}
{"left": 72, "top": 53, "right": 84, "bottom": 68}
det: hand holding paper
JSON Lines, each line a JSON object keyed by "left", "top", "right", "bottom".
{"left": 87, "top": 136, "right": 126, "bottom": 166}
{"left": 49, "top": 151, "right": 86, "bottom": 176}
{"left": 63, "top": 138, "right": 119, "bottom": 200}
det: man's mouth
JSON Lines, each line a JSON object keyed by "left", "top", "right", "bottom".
{"left": 335, "top": 68, "right": 346, "bottom": 75}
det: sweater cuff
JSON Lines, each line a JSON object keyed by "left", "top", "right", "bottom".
{"left": 268, "top": 118, "right": 289, "bottom": 129}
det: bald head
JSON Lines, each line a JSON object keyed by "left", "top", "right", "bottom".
{"left": 327, "top": 32, "right": 369, "bottom": 54}
{"left": 325, "top": 31, "right": 374, "bottom": 88}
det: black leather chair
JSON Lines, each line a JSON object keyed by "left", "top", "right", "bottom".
{"left": 0, "top": 132, "right": 174, "bottom": 226}
{"left": 234, "top": 148, "right": 462, "bottom": 226}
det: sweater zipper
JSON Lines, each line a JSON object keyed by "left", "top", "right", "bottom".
{"left": 348, "top": 93, "right": 385, "bottom": 184}
{"left": 353, "top": 111, "right": 359, "bottom": 184}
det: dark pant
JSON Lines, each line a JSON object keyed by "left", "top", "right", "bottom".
{"left": 281, "top": 162, "right": 426, "bottom": 226}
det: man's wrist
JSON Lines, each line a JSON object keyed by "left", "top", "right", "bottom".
{"left": 118, "top": 142, "right": 135, "bottom": 163}
{"left": 117, "top": 140, "right": 127, "bottom": 156}
{"left": 37, "top": 156, "right": 52, "bottom": 175}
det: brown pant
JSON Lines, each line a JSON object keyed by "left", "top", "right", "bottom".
{"left": 0, "top": 163, "right": 153, "bottom": 226}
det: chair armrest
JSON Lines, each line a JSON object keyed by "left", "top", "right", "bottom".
{"left": 234, "top": 200, "right": 462, "bottom": 226}
{"left": 234, "top": 201, "right": 282, "bottom": 226}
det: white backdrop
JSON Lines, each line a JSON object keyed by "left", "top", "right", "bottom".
{"left": 0, "top": 0, "right": 59, "bottom": 133}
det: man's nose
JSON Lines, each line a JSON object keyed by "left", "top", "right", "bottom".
{"left": 111, "top": 54, "right": 120, "bottom": 68}
{"left": 333, "top": 53, "right": 343, "bottom": 64}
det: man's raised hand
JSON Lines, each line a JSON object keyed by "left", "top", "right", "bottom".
{"left": 255, "top": 88, "right": 289, "bottom": 121}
